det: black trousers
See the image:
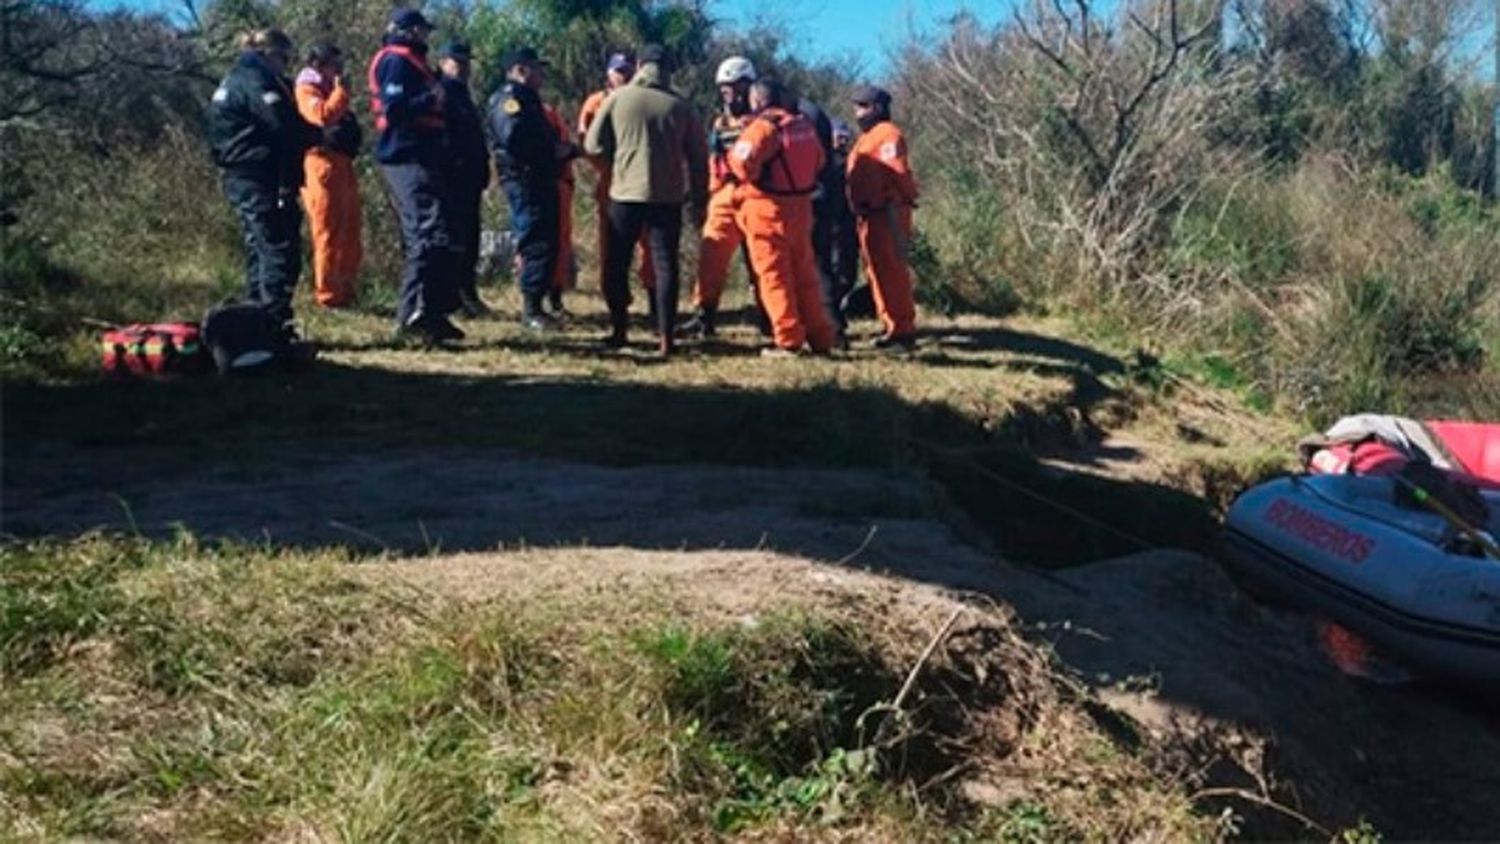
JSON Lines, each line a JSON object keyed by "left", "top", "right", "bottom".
{"left": 831, "top": 209, "right": 859, "bottom": 301}
{"left": 603, "top": 201, "right": 682, "bottom": 336}
{"left": 448, "top": 183, "right": 485, "bottom": 302}
{"left": 382, "top": 162, "right": 456, "bottom": 326}
{"left": 503, "top": 177, "right": 560, "bottom": 301}
{"left": 223, "top": 173, "right": 301, "bottom": 326}
{"left": 812, "top": 198, "right": 855, "bottom": 333}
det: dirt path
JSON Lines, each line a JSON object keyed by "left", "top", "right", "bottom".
{"left": 3, "top": 446, "right": 969, "bottom": 572}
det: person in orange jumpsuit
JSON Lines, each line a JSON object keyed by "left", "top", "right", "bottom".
{"left": 678, "top": 55, "right": 758, "bottom": 339}
{"left": 846, "top": 85, "right": 919, "bottom": 350}
{"left": 578, "top": 54, "right": 655, "bottom": 314}
{"left": 542, "top": 102, "right": 577, "bottom": 315}
{"left": 729, "top": 78, "right": 836, "bottom": 356}
{"left": 294, "top": 41, "right": 363, "bottom": 308}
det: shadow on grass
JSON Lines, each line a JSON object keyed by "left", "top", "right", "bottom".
{"left": 4, "top": 358, "right": 1210, "bottom": 568}
{"left": 8, "top": 358, "right": 1497, "bottom": 842}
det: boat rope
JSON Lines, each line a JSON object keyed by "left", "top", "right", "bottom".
{"left": 917, "top": 441, "right": 1159, "bottom": 554}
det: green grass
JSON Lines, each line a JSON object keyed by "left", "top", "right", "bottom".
{"left": 1, "top": 534, "right": 1229, "bottom": 841}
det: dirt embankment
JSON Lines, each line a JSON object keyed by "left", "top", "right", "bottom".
{"left": 9, "top": 444, "right": 1499, "bottom": 839}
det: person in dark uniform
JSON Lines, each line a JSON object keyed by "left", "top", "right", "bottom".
{"left": 208, "top": 28, "right": 320, "bottom": 337}
{"left": 485, "top": 46, "right": 575, "bottom": 331}
{"left": 828, "top": 121, "right": 864, "bottom": 334}
{"left": 829, "top": 121, "right": 860, "bottom": 310}
{"left": 368, "top": 8, "right": 461, "bottom": 344}
{"left": 792, "top": 90, "right": 848, "bottom": 346}
{"left": 437, "top": 40, "right": 492, "bottom": 317}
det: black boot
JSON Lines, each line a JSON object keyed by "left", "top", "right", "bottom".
{"left": 676, "top": 307, "right": 717, "bottom": 339}
{"left": 521, "top": 294, "right": 557, "bottom": 332}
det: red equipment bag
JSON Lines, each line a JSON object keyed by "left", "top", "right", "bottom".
{"left": 100, "top": 322, "right": 210, "bottom": 379}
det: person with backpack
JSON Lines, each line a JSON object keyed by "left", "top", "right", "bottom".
{"left": 294, "top": 41, "right": 363, "bottom": 310}
{"left": 847, "top": 85, "right": 920, "bottom": 351}
{"left": 207, "top": 28, "right": 320, "bottom": 337}
{"left": 368, "top": 8, "right": 462, "bottom": 344}
{"left": 728, "top": 78, "right": 837, "bottom": 357}
{"left": 583, "top": 43, "right": 708, "bottom": 355}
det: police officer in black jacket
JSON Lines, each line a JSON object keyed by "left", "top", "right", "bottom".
{"left": 369, "top": 8, "right": 462, "bottom": 344}
{"left": 208, "top": 28, "right": 319, "bottom": 334}
{"left": 485, "top": 46, "right": 575, "bottom": 331}
{"left": 437, "top": 41, "right": 492, "bottom": 318}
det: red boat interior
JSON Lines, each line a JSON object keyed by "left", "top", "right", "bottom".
{"left": 1310, "top": 421, "right": 1500, "bottom": 489}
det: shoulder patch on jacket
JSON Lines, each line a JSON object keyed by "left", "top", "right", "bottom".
{"left": 261, "top": 91, "right": 282, "bottom": 105}
{"left": 502, "top": 97, "right": 521, "bottom": 115}
{"left": 731, "top": 140, "right": 752, "bottom": 161}
{"left": 879, "top": 141, "right": 898, "bottom": 161}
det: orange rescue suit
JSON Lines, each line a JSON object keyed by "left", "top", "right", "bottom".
{"left": 294, "top": 69, "right": 362, "bottom": 307}
{"left": 846, "top": 120, "right": 919, "bottom": 339}
{"left": 696, "top": 111, "right": 753, "bottom": 312}
{"left": 729, "top": 108, "right": 836, "bottom": 352}
{"left": 579, "top": 89, "right": 654, "bottom": 293}
{"left": 543, "top": 103, "right": 576, "bottom": 292}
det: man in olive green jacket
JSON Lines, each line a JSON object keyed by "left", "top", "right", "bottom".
{"left": 583, "top": 43, "right": 708, "bottom": 354}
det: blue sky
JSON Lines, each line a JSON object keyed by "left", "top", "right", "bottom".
{"left": 91, "top": 0, "right": 1017, "bottom": 80}
{"left": 711, "top": 0, "right": 1015, "bottom": 79}
{"left": 83, "top": 0, "right": 1499, "bottom": 81}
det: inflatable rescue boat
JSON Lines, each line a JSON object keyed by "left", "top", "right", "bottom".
{"left": 1222, "top": 415, "right": 1500, "bottom": 684}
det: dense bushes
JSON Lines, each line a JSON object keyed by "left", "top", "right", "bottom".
{"left": 899, "top": 0, "right": 1500, "bottom": 419}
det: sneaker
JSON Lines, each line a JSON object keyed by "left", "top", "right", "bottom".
{"left": 521, "top": 312, "right": 558, "bottom": 332}
{"left": 760, "top": 346, "right": 801, "bottom": 359}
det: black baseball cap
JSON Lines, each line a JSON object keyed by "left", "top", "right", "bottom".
{"left": 500, "top": 46, "right": 549, "bottom": 69}
{"left": 439, "top": 40, "right": 472, "bottom": 60}
{"left": 390, "top": 8, "right": 433, "bottom": 30}
{"left": 850, "top": 85, "right": 891, "bottom": 107}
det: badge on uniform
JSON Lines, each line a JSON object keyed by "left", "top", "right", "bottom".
{"left": 879, "top": 141, "right": 899, "bottom": 161}
{"left": 503, "top": 98, "right": 521, "bottom": 115}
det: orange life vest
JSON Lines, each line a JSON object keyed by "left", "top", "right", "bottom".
{"left": 366, "top": 44, "right": 444, "bottom": 133}
{"left": 751, "top": 111, "right": 820, "bottom": 196}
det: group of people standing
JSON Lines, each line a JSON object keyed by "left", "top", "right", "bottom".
{"left": 206, "top": 9, "right": 920, "bottom": 357}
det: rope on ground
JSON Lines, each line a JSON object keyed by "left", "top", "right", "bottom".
{"left": 835, "top": 525, "right": 879, "bottom": 565}
{"left": 916, "top": 439, "right": 1159, "bottom": 554}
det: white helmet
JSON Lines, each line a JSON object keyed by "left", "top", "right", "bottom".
{"left": 715, "top": 56, "right": 756, "bottom": 85}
